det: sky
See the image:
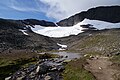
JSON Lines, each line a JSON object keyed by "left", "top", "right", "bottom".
{"left": 0, "top": 0, "right": 120, "bottom": 22}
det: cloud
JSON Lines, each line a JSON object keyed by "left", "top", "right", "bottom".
{"left": 39, "top": 0, "right": 120, "bottom": 21}
{"left": 8, "top": 0, "right": 41, "bottom": 12}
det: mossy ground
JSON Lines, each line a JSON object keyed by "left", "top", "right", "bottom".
{"left": 63, "top": 58, "right": 95, "bottom": 80}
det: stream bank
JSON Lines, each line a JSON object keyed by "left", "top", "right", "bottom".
{"left": 6, "top": 52, "right": 81, "bottom": 80}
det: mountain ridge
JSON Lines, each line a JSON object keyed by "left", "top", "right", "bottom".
{"left": 57, "top": 6, "right": 120, "bottom": 26}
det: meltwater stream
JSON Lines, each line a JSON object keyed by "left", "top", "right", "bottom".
{"left": 6, "top": 52, "right": 81, "bottom": 80}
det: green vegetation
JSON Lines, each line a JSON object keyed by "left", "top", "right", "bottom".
{"left": 111, "top": 54, "right": 120, "bottom": 63}
{"left": 0, "top": 58, "right": 37, "bottom": 80}
{"left": 0, "top": 52, "right": 59, "bottom": 80}
{"left": 63, "top": 58, "right": 95, "bottom": 80}
{"left": 38, "top": 53, "right": 59, "bottom": 59}
{"left": 110, "top": 54, "right": 120, "bottom": 80}
{"left": 110, "top": 54, "right": 120, "bottom": 70}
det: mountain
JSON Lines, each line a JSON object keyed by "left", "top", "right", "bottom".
{"left": 0, "top": 19, "right": 59, "bottom": 53}
{"left": 57, "top": 6, "right": 120, "bottom": 26}
{"left": 0, "top": 6, "right": 120, "bottom": 53}
{"left": 0, "top": 18, "right": 56, "bottom": 29}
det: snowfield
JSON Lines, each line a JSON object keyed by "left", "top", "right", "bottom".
{"left": 31, "top": 19, "right": 120, "bottom": 37}
{"left": 82, "top": 19, "right": 120, "bottom": 29}
{"left": 31, "top": 22, "right": 84, "bottom": 37}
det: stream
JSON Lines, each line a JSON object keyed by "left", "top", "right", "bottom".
{"left": 6, "top": 52, "right": 81, "bottom": 80}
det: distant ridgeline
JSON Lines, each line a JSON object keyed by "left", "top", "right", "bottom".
{"left": 57, "top": 6, "right": 120, "bottom": 26}
{"left": 0, "top": 6, "right": 120, "bottom": 29}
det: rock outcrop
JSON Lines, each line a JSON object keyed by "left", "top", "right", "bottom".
{"left": 57, "top": 6, "right": 120, "bottom": 26}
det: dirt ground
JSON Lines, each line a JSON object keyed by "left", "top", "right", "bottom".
{"left": 84, "top": 56, "right": 120, "bottom": 80}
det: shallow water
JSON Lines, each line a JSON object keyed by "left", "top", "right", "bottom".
{"left": 52, "top": 51, "right": 81, "bottom": 60}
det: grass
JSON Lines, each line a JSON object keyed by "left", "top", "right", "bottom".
{"left": 0, "top": 52, "right": 59, "bottom": 80}
{"left": 110, "top": 54, "right": 120, "bottom": 70}
{"left": 0, "top": 58, "right": 37, "bottom": 80}
{"left": 110, "top": 54, "right": 120, "bottom": 63}
{"left": 109, "top": 54, "right": 120, "bottom": 80}
{"left": 63, "top": 58, "right": 95, "bottom": 80}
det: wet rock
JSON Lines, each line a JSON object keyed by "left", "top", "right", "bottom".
{"left": 29, "top": 72, "right": 36, "bottom": 78}
{"left": 65, "top": 56, "right": 68, "bottom": 58}
{"left": 57, "top": 66, "right": 65, "bottom": 72}
{"left": 36, "top": 66, "right": 40, "bottom": 73}
{"left": 38, "top": 64, "right": 50, "bottom": 74}
{"left": 51, "top": 67, "right": 57, "bottom": 71}
{"left": 16, "top": 76, "right": 24, "bottom": 80}
{"left": 44, "top": 75, "right": 52, "bottom": 80}
{"left": 5, "top": 76, "right": 11, "bottom": 80}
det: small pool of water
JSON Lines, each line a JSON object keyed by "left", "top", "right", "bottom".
{"left": 52, "top": 51, "right": 81, "bottom": 60}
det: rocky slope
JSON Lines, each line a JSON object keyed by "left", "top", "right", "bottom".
{"left": 0, "top": 19, "right": 59, "bottom": 53}
{"left": 57, "top": 6, "right": 120, "bottom": 26}
{"left": 56, "top": 28, "right": 120, "bottom": 56}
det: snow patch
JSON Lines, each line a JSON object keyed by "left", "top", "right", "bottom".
{"left": 57, "top": 43, "right": 67, "bottom": 48}
{"left": 57, "top": 43, "right": 67, "bottom": 51}
{"left": 19, "top": 29, "right": 28, "bottom": 35}
{"left": 58, "top": 48, "right": 66, "bottom": 51}
{"left": 31, "top": 22, "right": 84, "bottom": 37}
{"left": 81, "top": 19, "right": 120, "bottom": 30}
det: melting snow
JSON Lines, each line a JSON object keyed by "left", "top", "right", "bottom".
{"left": 57, "top": 43, "right": 67, "bottom": 51}
{"left": 31, "top": 19, "right": 120, "bottom": 37}
{"left": 57, "top": 43, "right": 67, "bottom": 48}
{"left": 58, "top": 48, "right": 66, "bottom": 51}
{"left": 19, "top": 29, "right": 28, "bottom": 35}
{"left": 81, "top": 19, "right": 120, "bottom": 30}
{"left": 31, "top": 22, "right": 84, "bottom": 37}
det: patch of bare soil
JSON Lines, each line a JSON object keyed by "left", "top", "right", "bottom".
{"left": 84, "top": 56, "right": 120, "bottom": 80}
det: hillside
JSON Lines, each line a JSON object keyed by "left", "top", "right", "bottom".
{"left": 0, "top": 19, "right": 59, "bottom": 53}
{"left": 56, "top": 28, "right": 120, "bottom": 55}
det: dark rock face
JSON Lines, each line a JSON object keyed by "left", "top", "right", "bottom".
{"left": 23, "top": 19, "right": 56, "bottom": 27}
{"left": 80, "top": 24, "right": 97, "bottom": 31}
{"left": 57, "top": 6, "right": 120, "bottom": 26}
{"left": 86, "top": 6, "right": 120, "bottom": 23}
{"left": 0, "top": 19, "right": 59, "bottom": 53}
{"left": 57, "top": 12, "right": 86, "bottom": 26}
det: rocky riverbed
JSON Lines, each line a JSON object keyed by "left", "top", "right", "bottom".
{"left": 5, "top": 52, "right": 81, "bottom": 80}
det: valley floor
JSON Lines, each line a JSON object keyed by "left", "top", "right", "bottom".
{"left": 1, "top": 51, "right": 120, "bottom": 80}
